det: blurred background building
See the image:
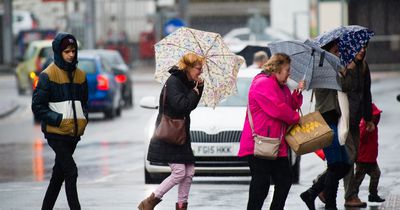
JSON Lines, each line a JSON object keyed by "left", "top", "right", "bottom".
{"left": 0, "top": 0, "right": 399, "bottom": 70}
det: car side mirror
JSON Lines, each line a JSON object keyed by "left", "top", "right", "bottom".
{"left": 397, "top": 94, "right": 400, "bottom": 102}
{"left": 139, "top": 96, "right": 158, "bottom": 109}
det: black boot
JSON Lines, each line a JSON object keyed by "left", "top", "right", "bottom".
{"left": 300, "top": 191, "right": 316, "bottom": 210}
{"left": 369, "top": 194, "right": 385, "bottom": 202}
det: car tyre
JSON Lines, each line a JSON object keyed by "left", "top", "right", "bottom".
{"left": 291, "top": 156, "right": 301, "bottom": 184}
{"left": 116, "top": 105, "right": 122, "bottom": 117}
{"left": 144, "top": 168, "right": 167, "bottom": 184}
{"left": 125, "top": 91, "right": 134, "bottom": 108}
{"left": 15, "top": 75, "right": 26, "bottom": 95}
{"left": 104, "top": 108, "right": 116, "bottom": 119}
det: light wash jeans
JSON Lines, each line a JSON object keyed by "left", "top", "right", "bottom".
{"left": 154, "top": 163, "right": 195, "bottom": 203}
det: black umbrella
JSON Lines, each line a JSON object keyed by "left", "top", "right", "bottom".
{"left": 236, "top": 45, "right": 271, "bottom": 67}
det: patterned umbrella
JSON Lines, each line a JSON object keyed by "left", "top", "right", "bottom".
{"left": 154, "top": 27, "right": 244, "bottom": 108}
{"left": 313, "top": 25, "right": 374, "bottom": 66}
{"left": 268, "top": 39, "right": 343, "bottom": 90}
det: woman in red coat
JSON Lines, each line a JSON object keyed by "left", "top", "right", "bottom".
{"left": 348, "top": 103, "right": 385, "bottom": 203}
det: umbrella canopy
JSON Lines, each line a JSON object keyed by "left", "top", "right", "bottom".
{"left": 236, "top": 45, "right": 271, "bottom": 67}
{"left": 154, "top": 27, "right": 244, "bottom": 108}
{"left": 313, "top": 25, "right": 374, "bottom": 66}
{"left": 268, "top": 39, "right": 343, "bottom": 90}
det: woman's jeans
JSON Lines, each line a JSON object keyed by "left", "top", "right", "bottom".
{"left": 154, "top": 163, "right": 195, "bottom": 203}
{"left": 247, "top": 156, "right": 292, "bottom": 210}
{"left": 42, "top": 139, "right": 80, "bottom": 210}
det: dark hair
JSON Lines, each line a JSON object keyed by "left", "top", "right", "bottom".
{"left": 322, "top": 39, "right": 338, "bottom": 52}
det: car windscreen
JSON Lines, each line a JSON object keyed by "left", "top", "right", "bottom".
{"left": 77, "top": 59, "right": 96, "bottom": 74}
{"left": 200, "top": 77, "right": 252, "bottom": 107}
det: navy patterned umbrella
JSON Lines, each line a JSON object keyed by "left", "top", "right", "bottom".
{"left": 313, "top": 25, "right": 374, "bottom": 66}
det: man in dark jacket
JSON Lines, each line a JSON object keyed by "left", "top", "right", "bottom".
{"left": 32, "top": 32, "right": 88, "bottom": 210}
{"left": 341, "top": 46, "right": 375, "bottom": 208}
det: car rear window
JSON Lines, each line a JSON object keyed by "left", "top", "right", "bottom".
{"left": 78, "top": 59, "right": 96, "bottom": 74}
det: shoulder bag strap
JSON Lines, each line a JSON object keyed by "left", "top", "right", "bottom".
{"left": 247, "top": 104, "right": 256, "bottom": 136}
{"left": 247, "top": 104, "right": 284, "bottom": 139}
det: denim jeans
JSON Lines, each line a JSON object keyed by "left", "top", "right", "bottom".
{"left": 42, "top": 139, "right": 80, "bottom": 210}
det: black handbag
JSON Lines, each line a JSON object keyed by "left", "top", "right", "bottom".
{"left": 152, "top": 85, "right": 186, "bottom": 145}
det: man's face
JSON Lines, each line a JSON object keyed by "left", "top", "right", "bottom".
{"left": 62, "top": 45, "right": 76, "bottom": 63}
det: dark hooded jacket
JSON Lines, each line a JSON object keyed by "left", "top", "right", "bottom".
{"left": 341, "top": 60, "right": 372, "bottom": 129}
{"left": 32, "top": 33, "right": 88, "bottom": 141}
{"left": 147, "top": 66, "right": 203, "bottom": 164}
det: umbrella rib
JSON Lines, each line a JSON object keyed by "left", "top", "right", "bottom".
{"left": 203, "top": 35, "right": 219, "bottom": 57}
{"left": 187, "top": 29, "right": 206, "bottom": 56}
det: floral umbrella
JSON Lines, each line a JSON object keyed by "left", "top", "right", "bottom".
{"left": 154, "top": 27, "right": 245, "bottom": 108}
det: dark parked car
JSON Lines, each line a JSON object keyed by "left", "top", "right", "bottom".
{"left": 78, "top": 51, "right": 122, "bottom": 119}
{"left": 83, "top": 49, "right": 133, "bottom": 108}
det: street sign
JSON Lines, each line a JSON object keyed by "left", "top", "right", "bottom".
{"left": 163, "top": 18, "right": 185, "bottom": 36}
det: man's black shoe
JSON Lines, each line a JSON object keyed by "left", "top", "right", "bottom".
{"left": 368, "top": 194, "right": 385, "bottom": 202}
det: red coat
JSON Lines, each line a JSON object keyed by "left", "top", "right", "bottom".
{"left": 357, "top": 103, "right": 382, "bottom": 163}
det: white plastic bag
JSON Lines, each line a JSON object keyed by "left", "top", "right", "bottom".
{"left": 337, "top": 91, "right": 349, "bottom": 145}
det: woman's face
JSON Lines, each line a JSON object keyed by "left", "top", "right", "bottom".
{"left": 62, "top": 45, "right": 76, "bottom": 63}
{"left": 329, "top": 43, "right": 340, "bottom": 57}
{"left": 275, "top": 63, "right": 290, "bottom": 85}
{"left": 355, "top": 47, "right": 367, "bottom": 61}
{"left": 187, "top": 63, "right": 203, "bottom": 82}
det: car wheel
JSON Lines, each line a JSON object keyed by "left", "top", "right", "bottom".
{"left": 126, "top": 91, "right": 133, "bottom": 108}
{"left": 291, "top": 156, "right": 301, "bottom": 184}
{"left": 15, "top": 75, "right": 26, "bottom": 95}
{"left": 104, "top": 108, "right": 116, "bottom": 119}
{"left": 116, "top": 105, "right": 122, "bottom": 117}
{"left": 144, "top": 168, "right": 167, "bottom": 184}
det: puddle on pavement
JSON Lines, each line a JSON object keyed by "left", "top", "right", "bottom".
{"left": 0, "top": 139, "right": 137, "bottom": 183}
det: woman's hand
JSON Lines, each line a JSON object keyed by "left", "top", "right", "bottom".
{"left": 196, "top": 78, "right": 204, "bottom": 87}
{"left": 346, "top": 61, "right": 356, "bottom": 70}
{"left": 193, "top": 80, "right": 203, "bottom": 95}
{"left": 297, "top": 80, "right": 305, "bottom": 91}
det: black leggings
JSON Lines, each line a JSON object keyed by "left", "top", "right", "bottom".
{"left": 42, "top": 139, "right": 80, "bottom": 210}
{"left": 247, "top": 156, "right": 292, "bottom": 210}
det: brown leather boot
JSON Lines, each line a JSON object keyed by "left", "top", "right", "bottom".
{"left": 138, "top": 193, "right": 161, "bottom": 210}
{"left": 175, "top": 202, "right": 188, "bottom": 210}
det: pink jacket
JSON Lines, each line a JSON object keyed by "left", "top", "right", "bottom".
{"left": 238, "top": 73, "right": 303, "bottom": 157}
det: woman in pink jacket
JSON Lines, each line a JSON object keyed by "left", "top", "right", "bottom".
{"left": 238, "top": 53, "right": 304, "bottom": 210}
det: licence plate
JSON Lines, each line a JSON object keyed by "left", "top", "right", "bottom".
{"left": 192, "top": 143, "right": 239, "bottom": 156}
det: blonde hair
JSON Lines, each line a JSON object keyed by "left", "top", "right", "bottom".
{"left": 177, "top": 53, "right": 205, "bottom": 71}
{"left": 261, "top": 53, "right": 291, "bottom": 74}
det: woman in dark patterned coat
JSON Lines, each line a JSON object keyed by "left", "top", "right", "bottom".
{"left": 138, "top": 53, "right": 204, "bottom": 210}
